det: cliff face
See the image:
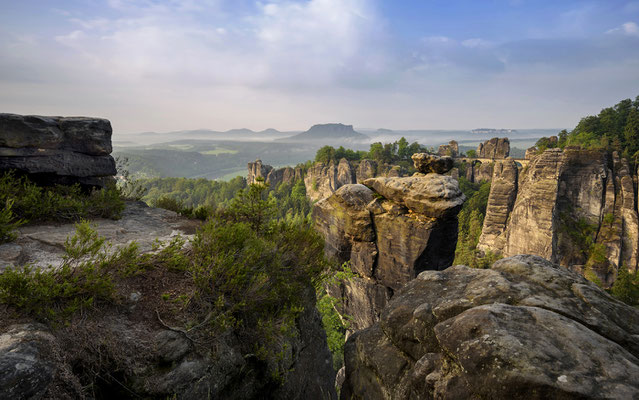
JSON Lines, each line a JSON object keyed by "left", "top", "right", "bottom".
{"left": 478, "top": 147, "right": 639, "bottom": 285}
{"left": 0, "top": 113, "right": 116, "bottom": 187}
{"left": 477, "top": 137, "right": 510, "bottom": 159}
{"left": 312, "top": 155, "right": 464, "bottom": 331}
{"left": 341, "top": 255, "right": 639, "bottom": 399}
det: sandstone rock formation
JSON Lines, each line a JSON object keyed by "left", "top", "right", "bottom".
{"left": 478, "top": 147, "right": 639, "bottom": 285}
{"left": 525, "top": 146, "right": 538, "bottom": 159}
{"left": 437, "top": 140, "right": 458, "bottom": 157}
{"left": 477, "top": 137, "right": 510, "bottom": 159}
{"left": 477, "top": 159, "right": 518, "bottom": 251}
{"left": 411, "top": 154, "right": 453, "bottom": 175}
{"left": 247, "top": 159, "right": 273, "bottom": 184}
{"left": 341, "top": 255, "right": 639, "bottom": 399}
{"left": 247, "top": 160, "right": 302, "bottom": 187}
{"left": 313, "top": 155, "right": 465, "bottom": 331}
{"left": 0, "top": 113, "right": 116, "bottom": 187}
{"left": 304, "top": 159, "right": 357, "bottom": 202}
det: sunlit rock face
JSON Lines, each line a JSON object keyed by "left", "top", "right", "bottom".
{"left": 313, "top": 153, "right": 465, "bottom": 332}
{"left": 477, "top": 137, "right": 510, "bottom": 159}
{"left": 341, "top": 255, "right": 639, "bottom": 400}
{"left": 478, "top": 147, "right": 639, "bottom": 286}
{"left": 0, "top": 113, "right": 116, "bottom": 187}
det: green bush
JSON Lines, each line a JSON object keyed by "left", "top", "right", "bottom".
{"left": 0, "top": 199, "right": 24, "bottom": 243}
{"left": 0, "top": 171, "right": 125, "bottom": 226}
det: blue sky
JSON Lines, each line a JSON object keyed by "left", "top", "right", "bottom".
{"left": 0, "top": 0, "right": 638, "bottom": 134}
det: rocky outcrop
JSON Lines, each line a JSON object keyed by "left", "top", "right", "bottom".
{"left": 355, "top": 159, "right": 377, "bottom": 182}
{"left": 247, "top": 159, "right": 273, "bottom": 184}
{"left": 410, "top": 154, "right": 453, "bottom": 175}
{"left": 313, "top": 155, "right": 464, "bottom": 331}
{"left": 477, "top": 159, "right": 518, "bottom": 251}
{"left": 0, "top": 113, "right": 116, "bottom": 187}
{"left": 0, "top": 202, "right": 336, "bottom": 399}
{"left": 341, "top": 255, "right": 639, "bottom": 399}
{"left": 477, "top": 137, "right": 510, "bottom": 159}
{"left": 248, "top": 160, "right": 303, "bottom": 188}
{"left": 437, "top": 140, "right": 458, "bottom": 157}
{"left": 525, "top": 146, "right": 538, "bottom": 159}
{"left": 304, "top": 159, "right": 357, "bottom": 202}
{"left": 478, "top": 147, "right": 639, "bottom": 285}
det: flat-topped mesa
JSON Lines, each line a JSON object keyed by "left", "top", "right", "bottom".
{"left": 313, "top": 153, "right": 465, "bottom": 331}
{"left": 477, "top": 137, "right": 510, "bottom": 159}
{"left": 0, "top": 113, "right": 116, "bottom": 187}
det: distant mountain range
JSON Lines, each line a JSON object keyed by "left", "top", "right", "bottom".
{"left": 278, "top": 123, "right": 369, "bottom": 144}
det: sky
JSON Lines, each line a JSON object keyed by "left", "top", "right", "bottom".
{"left": 1, "top": 0, "right": 638, "bottom": 135}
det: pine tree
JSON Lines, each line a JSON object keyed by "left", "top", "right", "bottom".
{"left": 611, "top": 266, "right": 634, "bottom": 304}
{"left": 623, "top": 107, "right": 639, "bottom": 155}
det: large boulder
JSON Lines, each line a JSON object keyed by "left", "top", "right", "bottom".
{"left": 341, "top": 255, "right": 639, "bottom": 399}
{"left": 362, "top": 175, "right": 465, "bottom": 218}
{"left": 411, "top": 153, "right": 453, "bottom": 174}
{"left": 0, "top": 113, "right": 116, "bottom": 187}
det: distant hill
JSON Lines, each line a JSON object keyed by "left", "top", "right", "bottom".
{"left": 279, "top": 123, "right": 369, "bottom": 144}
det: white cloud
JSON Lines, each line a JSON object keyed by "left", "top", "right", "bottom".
{"left": 41, "top": 0, "right": 389, "bottom": 89}
{"left": 461, "top": 38, "right": 493, "bottom": 49}
{"left": 606, "top": 21, "right": 639, "bottom": 36}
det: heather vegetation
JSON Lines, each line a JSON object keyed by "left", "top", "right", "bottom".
{"left": 0, "top": 180, "right": 337, "bottom": 385}
{"left": 0, "top": 171, "right": 125, "bottom": 244}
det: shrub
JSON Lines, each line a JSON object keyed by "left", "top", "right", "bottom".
{"left": 0, "top": 199, "right": 24, "bottom": 243}
{"left": 0, "top": 171, "right": 125, "bottom": 225}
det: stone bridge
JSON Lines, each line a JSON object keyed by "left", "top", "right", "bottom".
{"left": 456, "top": 157, "right": 530, "bottom": 167}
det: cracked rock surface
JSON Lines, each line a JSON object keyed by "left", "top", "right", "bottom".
{"left": 341, "top": 255, "right": 639, "bottom": 399}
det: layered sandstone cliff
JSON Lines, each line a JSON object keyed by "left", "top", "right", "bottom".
{"left": 312, "top": 155, "right": 464, "bottom": 331}
{"left": 478, "top": 147, "right": 639, "bottom": 285}
{"left": 0, "top": 113, "right": 116, "bottom": 187}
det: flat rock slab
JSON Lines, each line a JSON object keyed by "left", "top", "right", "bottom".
{"left": 363, "top": 175, "right": 465, "bottom": 218}
{"left": 0, "top": 202, "right": 199, "bottom": 270}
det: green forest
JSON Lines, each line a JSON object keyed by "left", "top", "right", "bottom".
{"left": 534, "top": 96, "right": 639, "bottom": 158}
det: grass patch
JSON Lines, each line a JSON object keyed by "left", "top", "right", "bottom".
{"left": 200, "top": 147, "right": 238, "bottom": 155}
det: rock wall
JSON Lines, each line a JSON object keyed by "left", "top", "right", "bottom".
{"left": 313, "top": 154, "right": 464, "bottom": 331}
{"left": 478, "top": 147, "right": 639, "bottom": 286}
{"left": 0, "top": 113, "right": 116, "bottom": 187}
{"left": 249, "top": 158, "right": 406, "bottom": 202}
{"left": 341, "top": 255, "right": 639, "bottom": 399}
{"left": 477, "top": 137, "right": 510, "bottom": 159}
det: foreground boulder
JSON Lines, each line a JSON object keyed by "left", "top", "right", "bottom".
{"left": 341, "top": 255, "right": 639, "bottom": 399}
{"left": 0, "top": 113, "right": 116, "bottom": 187}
